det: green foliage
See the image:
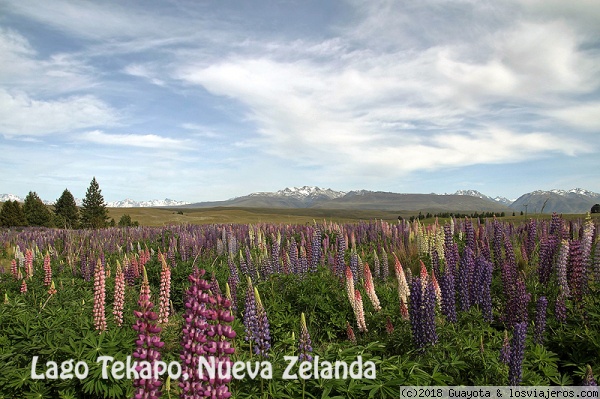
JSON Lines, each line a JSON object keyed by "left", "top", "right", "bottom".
{"left": 54, "top": 189, "right": 80, "bottom": 229}
{"left": 80, "top": 178, "right": 109, "bottom": 229}
{"left": 0, "top": 200, "right": 28, "bottom": 227}
{"left": 23, "top": 192, "right": 54, "bottom": 227}
{"left": 117, "top": 214, "right": 139, "bottom": 227}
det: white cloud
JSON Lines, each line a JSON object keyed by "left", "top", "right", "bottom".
{"left": 550, "top": 103, "right": 600, "bottom": 131}
{"left": 81, "top": 130, "right": 187, "bottom": 149}
{"left": 0, "top": 90, "right": 119, "bottom": 137}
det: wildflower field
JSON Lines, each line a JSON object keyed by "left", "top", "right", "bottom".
{"left": 0, "top": 214, "right": 599, "bottom": 398}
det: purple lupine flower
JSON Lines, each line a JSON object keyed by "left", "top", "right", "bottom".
{"left": 228, "top": 255, "right": 239, "bottom": 285}
{"left": 549, "top": 212, "right": 563, "bottom": 237}
{"left": 349, "top": 250, "right": 359, "bottom": 284}
{"left": 288, "top": 236, "right": 299, "bottom": 274}
{"left": 253, "top": 287, "right": 271, "bottom": 357}
{"left": 309, "top": 228, "right": 321, "bottom": 273}
{"left": 504, "top": 278, "right": 531, "bottom": 328}
{"left": 439, "top": 270, "right": 457, "bottom": 323}
{"left": 478, "top": 256, "right": 494, "bottom": 323}
{"left": 335, "top": 235, "right": 346, "bottom": 278}
{"left": 239, "top": 249, "right": 248, "bottom": 275}
{"left": 568, "top": 239, "right": 585, "bottom": 302}
{"left": 583, "top": 365, "right": 597, "bottom": 386}
{"left": 465, "top": 218, "right": 475, "bottom": 253}
{"left": 409, "top": 277, "right": 437, "bottom": 349}
{"left": 533, "top": 296, "right": 548, "bottom": 345}
{"left": 499, "top": 330, "right": 511, "bottom": 364}
{"left": 526, "top": 219, "right": 537, "bottom": 261}
{"left": 458, "top": 247, "right": 474, "bottom": 311}
{"left": 298, "top": 313, "right": 313, "bottom": 362}
{"left": 492, "top": 220, "right": 504, "bottom": 270}
{"left": 538, "top": 235, "right": 558, "bottom": 285}
{"left": 594, "top": 241, "right": 600, "bottom": 284}
{"left": 556, "top": 240, "right": 570, "bottom": 297}
{"left": 243, "top": 277, "right": 258, "bottom": 343}
{"left": 271, "top": 234, "right": 281, "bottom": 274}
{"left": 132, "top": 267, "right": 164, "bottom": 399}
{"left": 508, "top": 322, "right": 527, "bottom": 386}
{"left": 555, "top": 291, "right": 567, "bottom": 323}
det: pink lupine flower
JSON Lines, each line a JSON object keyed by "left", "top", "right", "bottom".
{"left": 20, "top": 279, "right": 27, "bottom": 294}
{"left": 25, "top": 249, "right": 33, "bottom": 278}
{"left": 394, "top": 254, "right": 410, "bottom": 304}
{"left": 431, "top": 272, "right": 442, "bottom": 307}
{"left": 345, "top": 266, "right": 356, "bottom": 308}
{"left": 113, "top": 261, "right": 125, "bottom": 327}
{"left": 48, "top": 280, "right": 57, "bottom": 296}
{"left": 10, "top": 259, "right": 18, "bottom": 279}
{"left": 353, "top": 290, "right": 368, "bottom": 333}
{"left": 132, "top": 267, "right": 164, "bottom": 398}
{"left": 346, "top": 321, "right": 357, "bottom": 344}
{"left": 400, "top": 298, "right": 410, "bottom": 321}
{"left": 43, "top": 252, "right": 52, "bottom": 287}
{"left": 157, "top": 256, "right": 171, "bottom": 324}
{"left": 386, "top": 316, "right": 394, "bottom": 335}
{"left": 93, "top": 259, "right": 107, "bottom": 333}
{"left": 363, "top": 262, "right": 381, "bottom": 311}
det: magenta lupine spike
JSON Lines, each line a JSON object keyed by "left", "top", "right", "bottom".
{"left": 113, "top": 261, "right": 125, "bottom": 327}
{"left": 363, "top": 262, "right": 381, "bottom": 312}
{"left": 400, "top": 298, "right": 409, "bottom": 321}
{"left": 394, "top": 254, "right": 410, "bottom": 304}
{"left": 132, "top": 267, "right": 164, "bottom": 399}
{"left": 20, "top": 279, "right": 27, "bottom": 294}
{"left": 25, "top": 248, "right": 33, "bottom": 278}
{"left": 43, "top": 252, "right": 52, "bottom": 287}
{"left": 353, "top": 290, "right": 368, "bottom": 333}
{"left": 346, "top": 321, "right": 357, "bottom": 344}
{"left": 385, "top": 316, "right": 394, "bottom": 335}
{"left": 419, "top": 260, "right": 429, "bottom": 283}
{"left": 157, "top": 256, "right": 171, "bottom": 324}
{"left": 93, "top": 259, "right": 107, "bottom": 333}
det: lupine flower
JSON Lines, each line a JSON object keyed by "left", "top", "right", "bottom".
{"left": 363, "top": 262, "right": 381, "bottom": 311}
{"left": 349, "top": 250, "right": 359, "bottom": 284}
{"left": 372, "top": 250, "right": 380, "bottom": 280}
{"left": 582, "top": 365, "right": 597, "bottom": 386}
{"left": 478, "top": 256, "right": 494, "bottom": 323}
{"left": 508, "top": 322, "right": 527, "bottom": 386}
{"left": 555, "top": 292, "right": 567, "bottom": 323}
{"left": 499, "top": 330, "right": 511, "bottom": 364}
{"left": 20, "top": 279, "right": 27, "bottom": 294}
{"left": 227, "top": 275, "right": 238, "bottom": 314}
{"left": 504, "top": 278, "right": 531, "bottom": 328}
{"left": 353, "top": 290, "right": 368, "bottom": 333}
{"left": 431, "top": 272, "right": 442, "bottom": 308}
{"left": 533, "top": 296, "right": 548, "bottom": 345}
{"left": 385, "top": 316, "right": 394, "bottom": 335}
{"left": 345, "top": 266, "right": 356, "bottom": 308}
{"left": 346, "top": 321, "right": 357, "bottom": 344}
{"left": 47, "top": 280, "right": 57, "bottom": 296}
{"left": 399, "top": 298, "right": 410, "bottom": 321}
{"left": 556, "top": 240, "right": 570, "bottom": 297}
{"left": 568, "top": 240, "right": 585, "bottom": 303}
{"left": 458, "top": 247, "right": 475, "bottom": 311}
{"left": 113, "top": 261, "right": 125, "bottom": 327}
{"left": 253, "top": 287, "right": 271, "bottom": 357}
{"left": 10, "top": 259, "right": 18, "bottom": 279}
{"left": 394, "top": 254, "right": 410, "bottom": 304}
{"left": 439, "top": 270, "right": 457, "bottom": 323}
{"left": 25, "top": 249, "right": 33, "bottom": 279}
{"left": 409, "top": 277, "right": 437, "bottom": 349}
{"left": 132, "top": 267, "right": 164, "bottom": 399}
{"left": 93, "top": 259, "right": 107, "bottom": 333}
{"left": 157, "top": 256, "right": 171, "bottom": 324}
{"left": 381, "top": 247, "right": 389, "bottom": 280}
{"left": 298, "top": 313, "right": 313, "bottom": 362}
{"left": 243, "top": 277, "right": 257, "bottom": 343}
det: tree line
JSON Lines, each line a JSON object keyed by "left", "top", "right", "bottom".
{"left": 0, "top": 177, "right": 138, "bottom": 228}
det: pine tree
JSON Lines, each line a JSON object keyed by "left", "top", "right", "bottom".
{"left": 54, "top": 189, "right": 80, "bottom": 228}
{"left": 23, "top": 192, "right": 54, "bottom": 227}
{"left": 0, "top": 200, "right": 28, "bottom": 227}
{"left": 80, "top": 177, "right": 109, "bottom": 228}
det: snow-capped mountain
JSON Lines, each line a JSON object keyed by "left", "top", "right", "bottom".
{"left": 510, "top": 188, "right": 600, "bottom": 214}
{"left": 249, "top": 186, "right": 346, "bottom": 200}
{"left": 450, "top": 190, "right": 513, "bottom": 206}
{"left": 106, "top": 198, "right": 190, "bottom": 208}
{"left": 0, "top": 194, "right": 189, "bottom": 208}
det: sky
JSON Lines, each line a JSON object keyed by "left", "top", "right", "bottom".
{"left": 1, "top": 0, "right": 599, "bottom": 203}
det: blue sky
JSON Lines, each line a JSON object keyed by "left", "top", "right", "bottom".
{"left": 1, "top": 0, "right": 599, "bottom": 203}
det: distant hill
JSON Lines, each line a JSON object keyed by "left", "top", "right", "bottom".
{"left": 509, "top": 189, "right": 600, "bottom": 214}
{"left": 186, "top": 187, "right": 511, "bottom": 213}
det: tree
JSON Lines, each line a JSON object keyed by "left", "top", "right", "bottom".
{"left": 118, "top": 214, "right": 139, "bottom": 227}
{"left": 54, "top": 189, "right": 80, "bottom": 228}
{"left": 0, "top": 200, "right": 28, "bottom": 227}
{"left": 23, "top": 192, "right": 54, "bottom": 227}
{"left": 592, "top": 204, "right": 600, "bottom": 214}
{"left": 80, "top": 177, "right": 109, "bottom": 228}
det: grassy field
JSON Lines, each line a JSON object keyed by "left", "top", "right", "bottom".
{"left": 107, "top": 206, "right": 600, "bottom": 226}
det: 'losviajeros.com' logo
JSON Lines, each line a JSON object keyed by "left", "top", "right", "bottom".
{"left": 31, "top": 355, "right": 377, "bottom": 381}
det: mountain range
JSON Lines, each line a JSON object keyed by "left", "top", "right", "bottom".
{"left": 1, "top": 186, "right": 599, "bottom": 214}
